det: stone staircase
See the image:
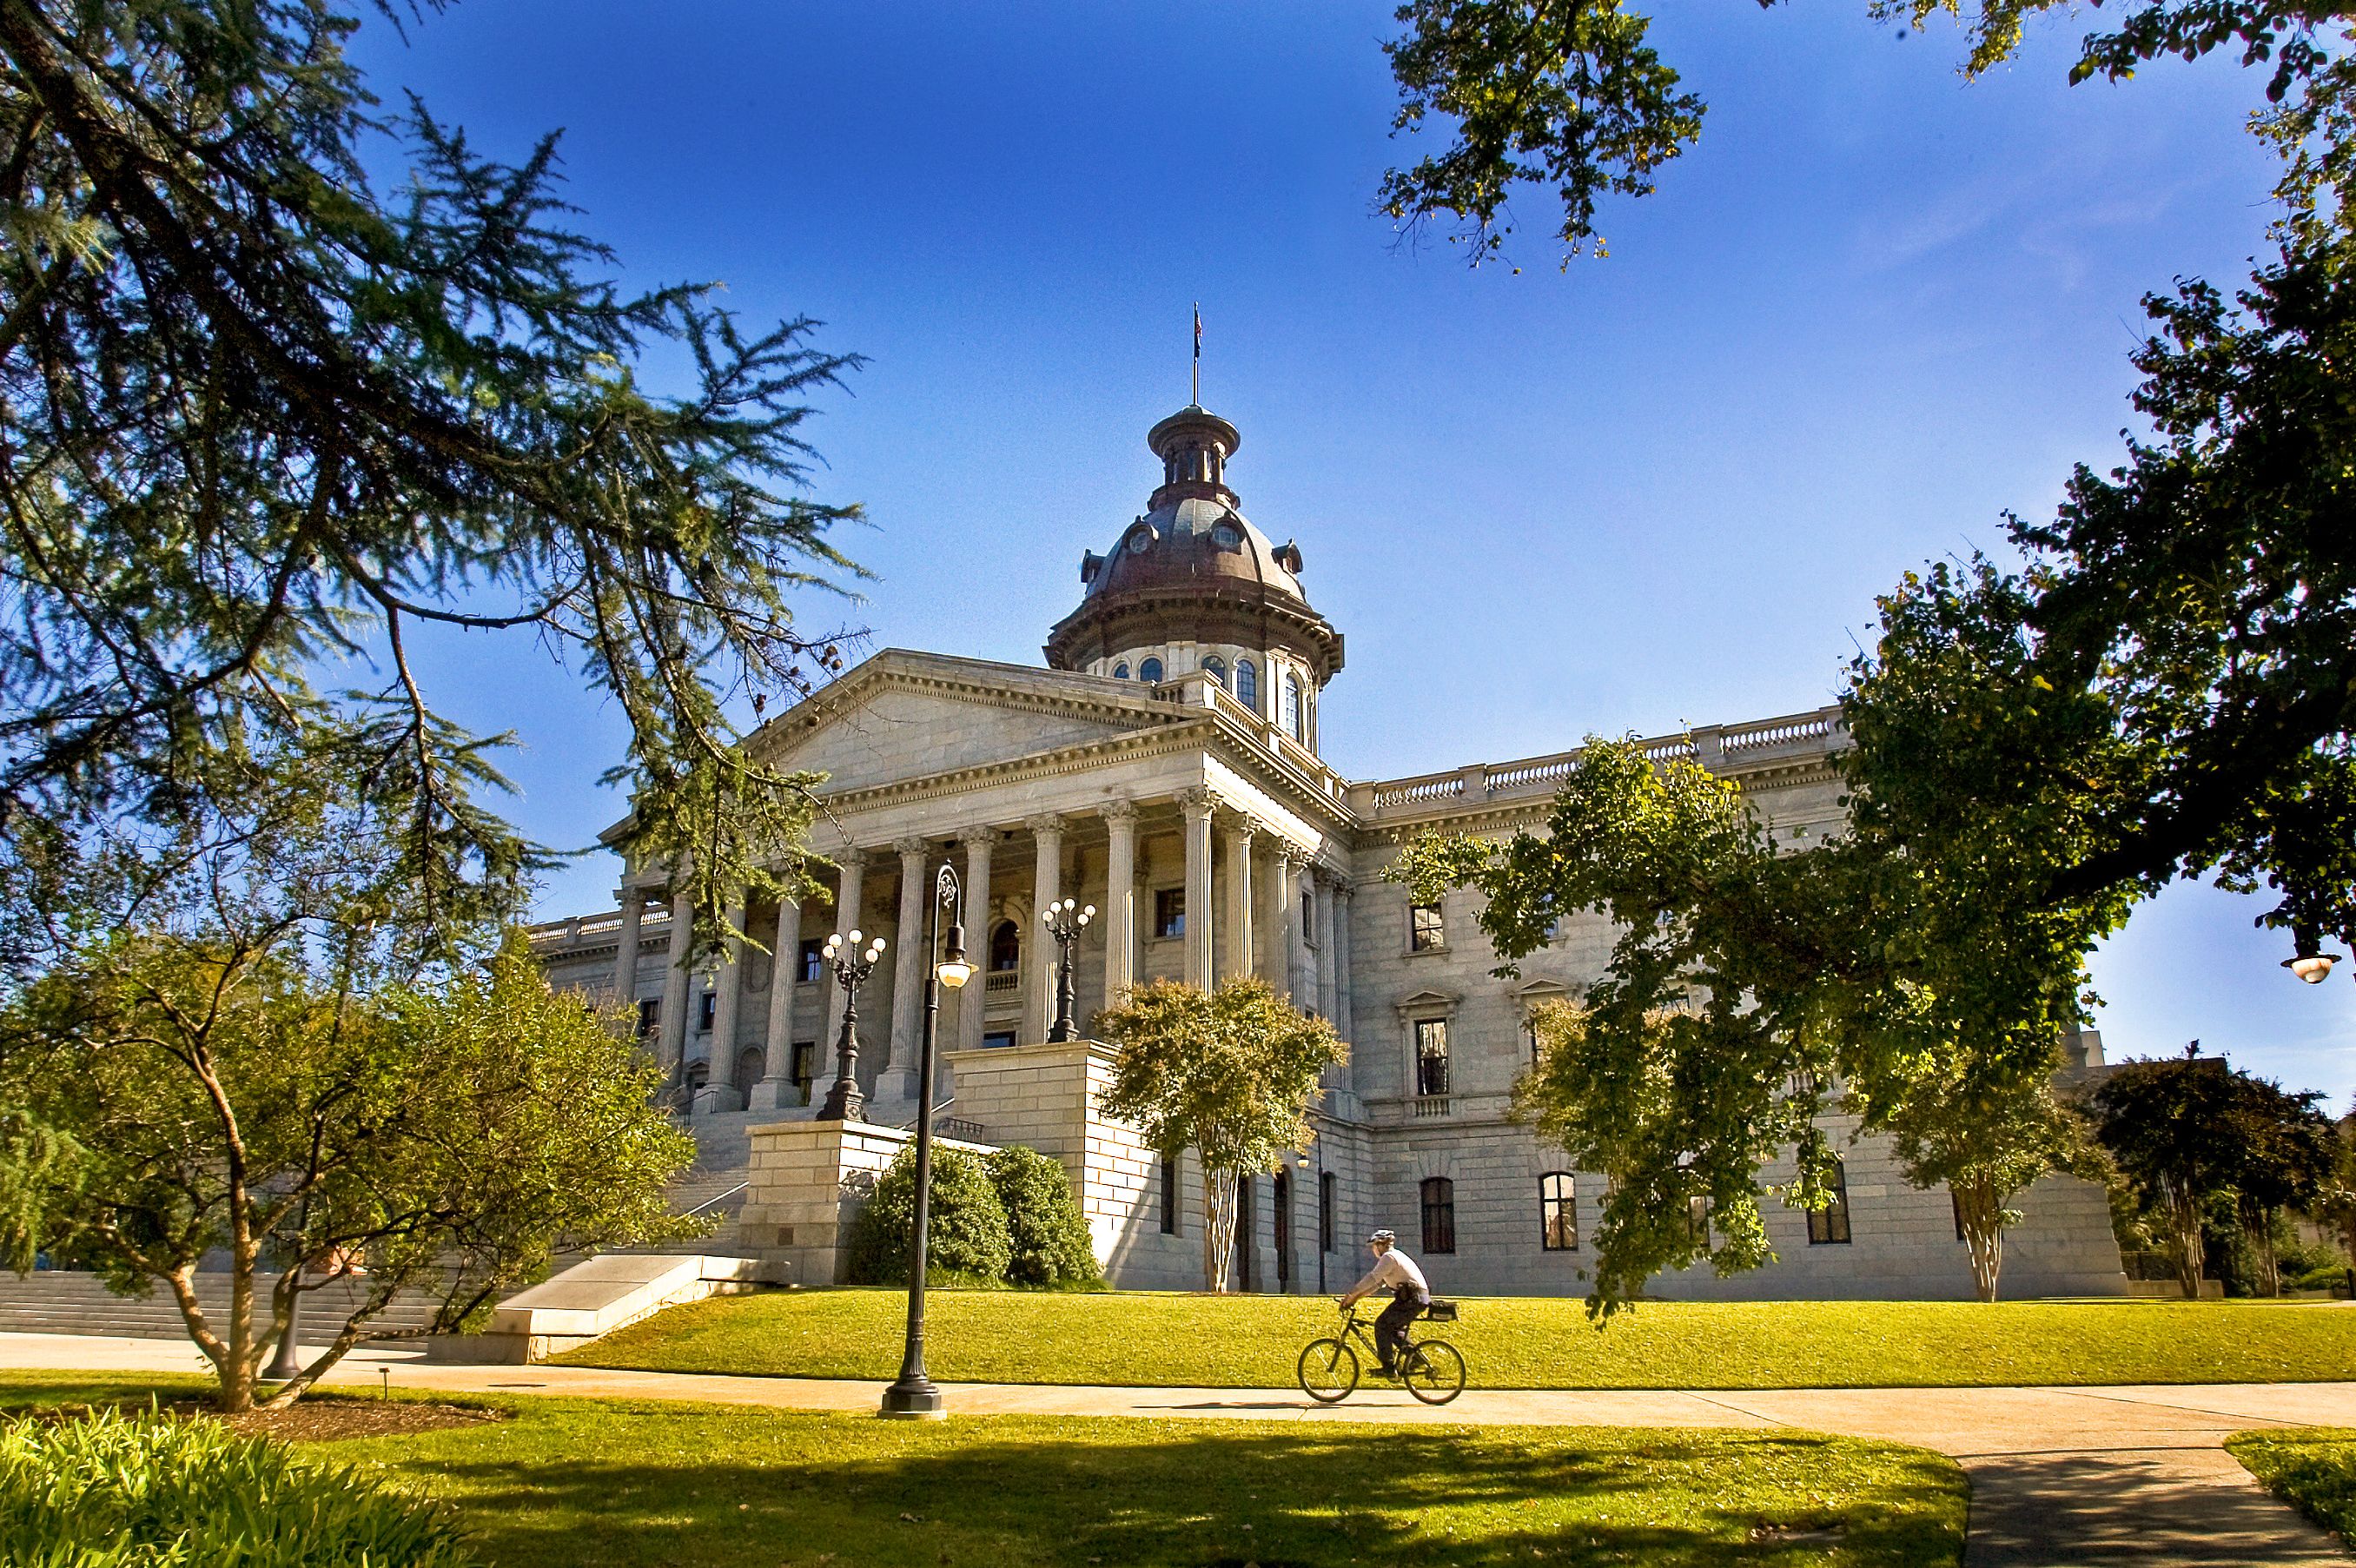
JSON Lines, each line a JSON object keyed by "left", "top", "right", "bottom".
{"left": 0, "top": 1271, "right": 447, "bottom": 1341}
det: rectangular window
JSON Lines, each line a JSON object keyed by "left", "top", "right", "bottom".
{"left": 1155, "top": 888, "right": 1186, "bottom": 940}
{"left": 1301, "top": 890, "right": 1316, "bottom": 945}
{"left": 1808, "top": 1161, "right": 1854, "bottom": 1245}
{"left": 1950, "top": 1187, "right": 1967, "bottom": 1243}
{"left": 797, "top": 938, "right": 824, "bottom": 984}
{"left": 1525, "top": 1019, "right": 1542, "bottom": 1067}
{"left": 1413, "top": 1019, "right": 1450, "bottom": 1098}
{"left": 790, "top": 1041, "right": 816, "bottom": 1102}
{"left": 1409, "top": 903, "right": 1446, "bottom": 951}
{"left": 697, "top": 991, "right": 715, "bottom": 1033}
{"left": 1539, "top": 1173, "right": 1578, "bottom": 1251}
{"left": 983, "top": 1030, "right": 1017, "bottom": 1051}
{"left": 1160, "top": 1157, "right": 1178, "bottom": 1235}
{"left": 1420, "top": 1176, "right": 1457, "bottom": 1254}
{"left": 1320, "top": 1170, "right": 1335, "bottom": 1254}
{"left": 1686, "top": 1194, "right": 1711, "bottom": 1246}
{"left": 636, "top": 996, "right": 660, "bottom": 1041}
{"left": 1274, "top": 1170, "right": 1292, "bottom": 1287}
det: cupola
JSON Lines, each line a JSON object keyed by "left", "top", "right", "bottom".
{"left": 1045, "top": 405, "right": 1343, "bottom": 751}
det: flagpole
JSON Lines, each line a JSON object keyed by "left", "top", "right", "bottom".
{"left": 1192, "top": 302, "right": 1201, "bottom": 406}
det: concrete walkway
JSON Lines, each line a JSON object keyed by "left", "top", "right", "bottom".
{"left": 3, "top": 1333, "right": 2348, "bottom": 1565}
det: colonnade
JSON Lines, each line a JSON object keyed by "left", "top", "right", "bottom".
{"left": 605, "top": 788, "right": 1356, "bottom": 1117}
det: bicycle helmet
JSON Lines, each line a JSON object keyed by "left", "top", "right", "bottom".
{"left": 1367, "top": 1229, "right": 1396, "bottom": 1245}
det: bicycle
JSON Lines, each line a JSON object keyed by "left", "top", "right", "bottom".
{"left": 1296, "top": 1300, "right": 1466, "bottom": 1405}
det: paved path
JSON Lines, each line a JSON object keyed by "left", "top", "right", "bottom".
{"left": 3, "top": 1333, "right": 2348, "bottom": 1565}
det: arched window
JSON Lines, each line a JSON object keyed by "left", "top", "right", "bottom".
{"left": 1281, "top": 672, "right": 1303, "bottom": 740}
{"left": 1539, "top": 1173, "right": 1578, "bottom": 1251}
{"left": 1140, "top": 656, "right": 1164, "bottom": 683}
{"left": 1234, "top": 659, "right": 1258, "bottom": 710}
{"left": 1203, "top": 656, "right": 1227, "bottom": 689}
{"left": 1112, "top": 662, "right": 1128, "bottom": 680}
{"left": 1420, "top": 1177, "right": 1457, "bottom": 1254}
{"left": 989, "top": 920, "right": 1021, "bottom": 972}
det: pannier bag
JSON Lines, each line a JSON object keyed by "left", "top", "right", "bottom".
{"left": 1423, "top": 1298, "right": 1459, "bottom": 1322}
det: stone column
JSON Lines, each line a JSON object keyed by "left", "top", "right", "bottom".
{"left": 1282, "top": 846, "right": 1313, "bottom": 1008}
{"left": 881, "top": 838, "right": 930, "bottom": 1103}
{"left": 1314, "top": 870, "right": 1340, "bottom": 1022}
{"left": 1024, "top": 815, "right": 1065, "bottom": 1043}
{"left": 610, "top": 889, "right": 645, "bottom": 1005}
{"left": 694, "top": 894, "right": 748, "bottom": 1114}
{"left": 656, "top": 889, "right": 695, "bottom": 1084}
{"left": 1221, "top": 816, "right": 1256, "bottom": 983}
{"left": 749, "top": 893, "right": 803, "bottom": 1109}
{"left": 1178, "top": 788, "right": 1216, "bottom": 988}
{"left": 1265, "top": 848, "right": 1299, "bottom": 1003}
{"left": 822, "top": 850, "right": 869, "bottom": 1068}
{"left": 1332, "top": 881, "right": 1356, "bottom": 1044}
{"left": 1100, "top": 802, "right": 1137, "bottom": 1009}
{"left": 957, "top": 828, "right": 996, "bottom": 1056}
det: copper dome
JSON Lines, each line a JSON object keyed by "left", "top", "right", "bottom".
{"left": 1043, "top": 407, "right": 1343, "bottom": 680}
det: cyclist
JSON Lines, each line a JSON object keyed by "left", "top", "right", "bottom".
{"left": 1337, "top": 1228, "right": 1430, "bottom": 1378}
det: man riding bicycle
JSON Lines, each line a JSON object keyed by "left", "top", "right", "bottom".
{"left": 1337, "top": 1228, "right": 1429, "bottom": 1378}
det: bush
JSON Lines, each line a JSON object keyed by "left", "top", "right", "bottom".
{"left": 0, "top": 1403, "right": 474, "bottom": 1565}
{"left": 987, "top": 1146, "right": 1104, "bottom": 1289}
{"left": 842, "top": 1147, "right": 1012, "bottom": 1287}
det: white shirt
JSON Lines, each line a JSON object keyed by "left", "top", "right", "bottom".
{"left": 1354, "top": 1247, "right": 1429, "bottom": 1299}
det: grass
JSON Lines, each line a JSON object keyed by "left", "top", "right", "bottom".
{"left": 2227, "top": 1427, "right": 2356, "bottom": 1548}
{"left": 0, "top": 1374, "right": 1968, "bottom": 1567}
{"left": 561, "top": 1288, "right": 2356, "bottom": 1389}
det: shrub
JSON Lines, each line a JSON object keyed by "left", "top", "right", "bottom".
{"left": 842, "top": 1146, "right": 1012, "bottom": 1287}
{"left": 0, "top": 1403, "right": 475, "bottom": 1565}
{"left": 988, "top": 1146, "right": 1104, "bottom": 1288}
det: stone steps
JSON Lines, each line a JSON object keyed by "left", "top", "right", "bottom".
{"left": 0, "top": 1271, "right": 447, "bottom": 1342}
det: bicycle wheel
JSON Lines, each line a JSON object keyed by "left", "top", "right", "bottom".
{"left": 1297, "top": 1337, "right": 1359, "bottom": 1403}
{"left": 1401, "top": 1340, "right": 1465, "bottom": 1405}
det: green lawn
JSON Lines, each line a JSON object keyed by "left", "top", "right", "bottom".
{"left": 2227, "top": 1427, "right": 2356, "bottom": 1549}
{"left": 561, "top": 1289, "right": 2356, "bottom": 1389}
{"left": 0, "top": 1374, "right": 1967, "bottom": 1567}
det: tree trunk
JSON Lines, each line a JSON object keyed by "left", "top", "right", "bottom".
{"left": 2241, "top": 1200, "right": 2281, "bottom": 1296}
{"left": 2165, "top": 1179, "right": 2205, "bottom": 1300}
{"left": 1201, "top": 1169, "right": 1236, "bottom": 1293}
{"left": 1953, "top": 1176, "right": 2007, "bottom": 1303}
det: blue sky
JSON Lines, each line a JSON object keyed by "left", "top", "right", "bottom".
{"left": 354, "top": 1, "right": 2353, "bottom": 1104}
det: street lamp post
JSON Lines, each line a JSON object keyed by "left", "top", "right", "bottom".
{"left": 881, "top": 861, "right": 972, "bottom": 1421}
{"left": 818, "top": 929, "right": 888, "bottom": 1122}
{"left": 1042, "top": 896, "right": 1095, "bottom": 1043}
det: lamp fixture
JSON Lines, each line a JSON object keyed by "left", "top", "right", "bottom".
{"left": 2285, "top": 952, "right": 2338, "bottom": 984}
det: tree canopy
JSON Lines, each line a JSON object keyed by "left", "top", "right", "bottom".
{"left": 0, "top": 0, "right": 864, "bottom": 966}
{"left": 1379, "top": 0, "right": 2354, "bottom": 265}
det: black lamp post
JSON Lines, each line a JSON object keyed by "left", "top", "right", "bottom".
{"left": 818, "top": 928, "right": 887, "bottom": 1121}
{"left": 1041, "top": 896, "right": 1095, "bottom": 1042}
{"left": 881, "top": 861, "right": 972, "bottom": 1421}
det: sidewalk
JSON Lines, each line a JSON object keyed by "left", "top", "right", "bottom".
{"left": 2, "top": 1333, "right": 2347, "bottom": 1565}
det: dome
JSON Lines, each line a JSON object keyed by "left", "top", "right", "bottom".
{"left": 1043, "top": 406, "right": 1344, "bottom": 680}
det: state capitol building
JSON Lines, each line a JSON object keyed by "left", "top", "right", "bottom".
{"left": 530, "top": 402, "right": 2128, "bottom": 1300}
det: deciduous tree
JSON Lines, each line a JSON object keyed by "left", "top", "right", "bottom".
{"left": 1093, "top": 978, "right": 1343, "bottom": 1293}
{"left": 0, "top": 903, "right": 701, "bottom": 1412}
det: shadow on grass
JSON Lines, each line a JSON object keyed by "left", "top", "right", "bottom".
{"left": 383, "top": 1413, "right": 1966, "bottom": 1568}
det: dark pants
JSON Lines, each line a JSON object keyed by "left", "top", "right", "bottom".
{"left": 1374, "top": 1287, "right": 1426, "bottom": 1371}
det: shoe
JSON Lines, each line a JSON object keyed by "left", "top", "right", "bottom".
{"left": 1374, "top": 1366, "right": 1399, "bottom": 1379}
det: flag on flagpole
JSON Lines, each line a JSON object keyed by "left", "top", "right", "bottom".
{"left": 1193, "top": 304, "right": 1201, "bottom": 362}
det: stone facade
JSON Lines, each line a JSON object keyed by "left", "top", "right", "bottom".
{"left": 529, "top": 402, "right": 2128, "bottom": 1301}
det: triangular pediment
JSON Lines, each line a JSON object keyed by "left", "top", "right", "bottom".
{"left": 746, "top": 650, "right": 1185, "bottom": 796}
